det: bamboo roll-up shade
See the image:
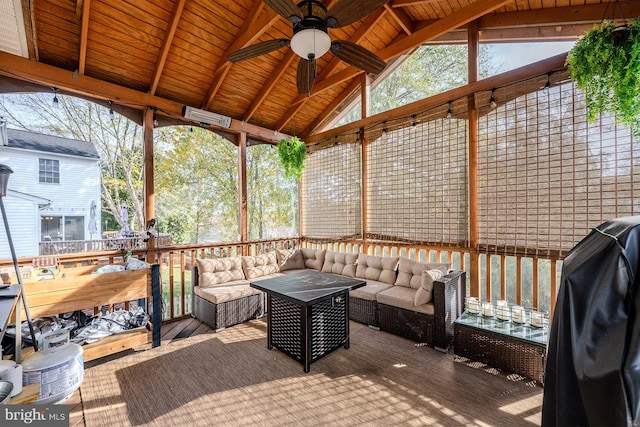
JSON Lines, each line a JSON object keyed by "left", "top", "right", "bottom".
{"left": 365, "top": 114, "right": 469, "bottom": 246}
{"left": 301, "top": 143, "right": 362, "bottom": 239}
{"left": 477, "top": 80, "right": 640, "bottom": 257}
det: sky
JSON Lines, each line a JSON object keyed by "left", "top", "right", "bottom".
{"left": 488, "top": 41, "right": 576, "bottom": 73}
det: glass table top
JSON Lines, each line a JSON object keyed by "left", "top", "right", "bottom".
{"left": 455, "top": 311, "right": 549, "bottom": 346}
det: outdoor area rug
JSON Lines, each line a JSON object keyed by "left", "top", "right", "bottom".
{"left": 80, "top": 320, "right": 542, "bottom": 426}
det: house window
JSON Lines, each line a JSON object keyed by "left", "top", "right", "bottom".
{"left": 39, "top": 158, "right": 59, "bottom": 183}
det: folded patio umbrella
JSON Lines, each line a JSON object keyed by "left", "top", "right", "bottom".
{"left": 542, "top": 216, "right": 640, "bottom": 426}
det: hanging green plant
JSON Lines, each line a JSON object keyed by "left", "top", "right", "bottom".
{"left": 566, "top": 18, "right": 640, "bottom": 136}
{"left": 278, "top": 136, "right": 306, "bottom": 180}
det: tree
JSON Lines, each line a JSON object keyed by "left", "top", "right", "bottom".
{"left": 0, "top": 93, "right": 145, "bottom": 231}
{"left": 338, "top": 44, "right": 499, "bottom": 124}
{"left": 247, "top": 144, "right": 298, "bottom": 239}
{"left": 154, "top": 127, "right": 239, "bottom": 243}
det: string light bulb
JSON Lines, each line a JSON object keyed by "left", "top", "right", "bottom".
{"left": 153, "top": 111, "right": 159, "bottom": 127}
{"left": 381, "top": 122, "right": 387, "bottom": 142}
{"left": 52, "top": 87, "right": 59, "bottom": 107}
{"left": 489, "top": 89, "right": 497, "bottom": 109}
{"left": 544, "top": 73, "right": 551, "bottom": 89}
{"left": 411, "top": 115, "right": 417, "bottom": 127}
{"left": 447, "top": 102, "right": 452, "bottom": 119}
{"left": 108, "top": 100, "right": 115, "bottom": 121}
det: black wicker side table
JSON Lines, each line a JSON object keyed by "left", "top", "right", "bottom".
{"left": 454, "top": 311, "right": 548, "bottom": 384}
{"left": 251, "top": 270, "right": 365, "bottom": 373}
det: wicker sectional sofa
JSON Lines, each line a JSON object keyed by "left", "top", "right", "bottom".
{"left": 191, "top": 248, "right": 466, "bottom": 351}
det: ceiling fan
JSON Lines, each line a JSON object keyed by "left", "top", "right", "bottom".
{"left": 227, "top": 0, "right": 389, "bottom": 95}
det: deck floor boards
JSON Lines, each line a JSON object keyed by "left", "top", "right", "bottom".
{"left": 68, "top": 317, "right": 211, "bottom": 427}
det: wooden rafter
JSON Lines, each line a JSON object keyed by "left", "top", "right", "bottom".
{"left": 278, "top": 0, "right": 511, "bottom": 132}
{"left": 390, "top": 0, "right": 441, "bottom": 7}
{"left": 384, "top": 4, "right": 412, "bottom": 35}
{"left": 201, "top": 2, "right": 278, "bottom": 109}
{"left": 0, "top": 51, "right": 289, "bottom": 143}
{"left": 302, "top": 78, "right": 361, "bottom": 137}
{"left": 309, "top": 1, "right": 640, "bottom": 134}
{"left": 305, "top": 52, "right": 568, "bottom": 144}
{"left": 242, "top": 51, "right": 296, "bottom": 121}
{"left": 77, "top": 0, "right": 91, "bottom": 74}
{"left": 149, "top": 0, "right": 187, "bottom": 96}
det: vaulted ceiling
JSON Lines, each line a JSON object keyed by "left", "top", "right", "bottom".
{"left": 0, "top": 0, "right": 638, "bottom": 143}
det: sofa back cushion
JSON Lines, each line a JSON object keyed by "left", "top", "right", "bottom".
{"left": 196, "top": 257, "right": 245, "bottom": 286}
{"left": 275, "top": 248, "right": 305, "bottom": 272}
{"left": 300, "top": 248, "right": 326, "bottom": 271}
{"left": 355, "top": 253, "right": 399, "bottom": 285}
{"left": 395, "top": 258, "right": 450, "bottom": 289}
{"left": 414, "top": 269, "right": 445, "bottom": 306}
{"left": 241, "top": 252, "right": 279, "bottom": 279}
{"left": 321, "top": 251, "right": 357, "bottom": 277}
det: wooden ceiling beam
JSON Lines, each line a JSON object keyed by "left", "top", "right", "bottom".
{"left": 149, "top": 0, "right": 187, "bottom": 96}
{"left": 390, "top": 0, "right": 440, "bottom": 7}
{"left": 477, "top": 2, "right": 640, "bottom": 29}
{"left": 201, "top": 2, "right": 279, "bottom": 109}
{"left": 305, "top": 52, "right": 569, "bottom": 144}
{"left": 377, "top": 0, "right": 512, "bottom": 61}
{"left": 277, "top": 0, "right": 511, "bottom": 131}
{"left": 427, "top": 25, "right": 595, "bottom": 45}
{"left": 242, "top": 51, "right": 296, "bottom": 122}
{"left": 308, "top": 54, "right": 407, "bottom": 135}
{"left": 275, "top": 8, "right": 387, "bottom": 131}
{"left": 384, "top": 4, "right": 413, "bottom": 35}
{"left": 77, "top": 0, "right": 91, "bottom": 74}
{"left": 0, "top": 51, "right": 287, "bottom": 143}
{"left": 302, "top": 78, "right": 361, "bottom": 137}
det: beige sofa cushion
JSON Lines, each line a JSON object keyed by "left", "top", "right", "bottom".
{"left": 321, "top": 251, "right": 357, "bottom": 277}
{"left": 395, "top": 258, "right": 450, "bottom": 289}
{"left": 276, "top": 249, "right": 305, "bottom": 272}
{"left": 194, "top": 282, "right": 261, "bottom": 304}
{"left": 355, "top": 253, "right": 399, "bottom": 285}
{"left": 414, "top": 269, "right": 445, "bottom": 306}
{"left": 300, "top": 248, "right": 326, "bottom": 271}
{"left": 377, "top": 286, "right": 434, "bottom": 315}
{"left": 242, "top": 252, "right": 279, "bottom": 279}
{"left": 196, "top": 257, "right": 245, "bottom": 286}
{"left": 349, "top": 279, "right": 393, "bottom": 301}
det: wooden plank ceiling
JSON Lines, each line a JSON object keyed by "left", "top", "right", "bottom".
{"left": 0, "top": 0, "right": 638, "bottom": 141}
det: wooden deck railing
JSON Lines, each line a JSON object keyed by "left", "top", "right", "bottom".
{"left": 1, "top": 236, "right": 561, "bottom": 322}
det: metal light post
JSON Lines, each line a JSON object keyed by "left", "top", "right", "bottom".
{"left": 0, "top": 164, "right": 38, "bottom": 353}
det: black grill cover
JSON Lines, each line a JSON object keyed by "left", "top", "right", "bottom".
{"left": 542, "top": 217, "right": 640, "bottom": 426}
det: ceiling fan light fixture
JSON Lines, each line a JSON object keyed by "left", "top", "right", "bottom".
{"left": 291, "top": 28, "right": 331, "bottom": 60}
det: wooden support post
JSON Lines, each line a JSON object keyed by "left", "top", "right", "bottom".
{"left": 238, "top": 132, "right": 248, "bottom": 253}
{"left": 360, "top": 127, "right": 368, "bottom": 255}
{"left": 143, "top": 108, "right": 156, "bottom": 263}
{"left": 467, "top": 20, "right": 480, "bottom": 298}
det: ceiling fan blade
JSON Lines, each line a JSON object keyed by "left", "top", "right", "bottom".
{"left": 326, "top": 0, "right": 390, "bottom": 28}
{"left": 297, "top": 57, "right": 316, "bottom": 95}
{"left": 227, "top": 39, "right": 290, "bottom": 62}
{"left": 330, "top": 40, "right": 386, "bottom": 74}
{"left": 263, "top": 0, "right": 303, "bottom": 23}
